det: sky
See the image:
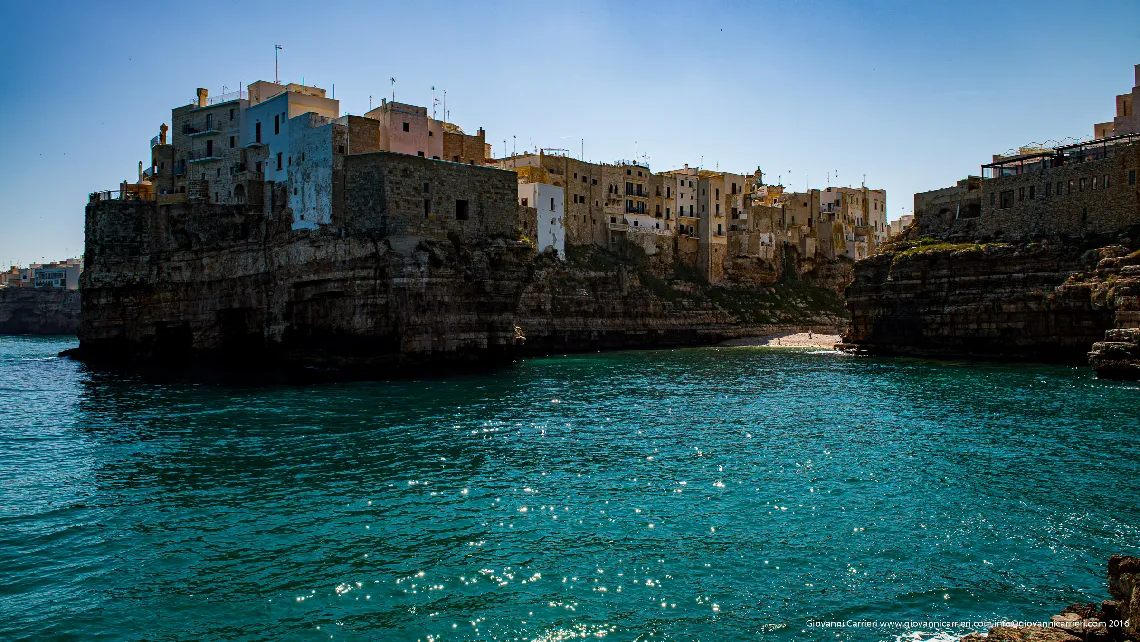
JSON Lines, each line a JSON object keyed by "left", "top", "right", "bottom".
{"left": 0, "top": 0, "right": 1137, "bottom": 268}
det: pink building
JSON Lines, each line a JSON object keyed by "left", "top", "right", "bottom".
{"left": 364, "top": 100, "right": 443, "bottom": 160}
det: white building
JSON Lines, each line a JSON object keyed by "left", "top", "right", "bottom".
{"left": 242, "top": 81, "right": 340, "bottom": 184}
{"left": 518, "top": 183, "right": 565, "bottom": 258}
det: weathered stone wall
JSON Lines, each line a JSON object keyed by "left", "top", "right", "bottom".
{"left": 977, "top": 145, "right": 1140, "bottom": 239}
{"left": 0, "top": 288, "right": 81, "bottom": 335}
{"left": 342, "top": 152, "right": 519, "bottom": 240}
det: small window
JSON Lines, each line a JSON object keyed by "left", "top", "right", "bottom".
{"left": 1130, "top": 170, "right": 1136, "bottom": 185}
{"left": 1104, "top": 174, "right": 1110, "bottom": 188}
{"left": 990, "top": 192, "right": 996, "bottom": 206}
{"left": 255, "top": 122, "right": 262, "bottom": 143}
{"left": 403, "top": 122, "right": 410, "bottom": 132}
{"left": 287, "top": 155, "right": 291, "bottom": 167}
{"left": 417, "top": 151, "right": 424, "bottom": 157}
{"left": 1057, "top": 181, "right": 1063, "bottom": 195}
{"left": 573, "top": 173, "right": 578, "bottom": 178}
{"left": 1092, "top": 176, "right": 1098, "bottom": 190}
{"left": 1045, "top": 182, "right": 1052, "bottom": 197}
{"left": 455, "top": 199, "right": 469, "bottom": 220}
{"left": 550, "top": 197, "right": 555, "bottom": 210}
{"left": 338, "top": 145, "right": 345, "bottom": 154}
{"left": 591, "top": 178, "right": 597, "bottom": 185}
{"left": 229, "top": 108, "right": 234, "bottom": 120}
{"left": 274, "top": 114, "right": 280, "bottom": 135}
{"left": 428, "top": 130, "right": 433, "bottom": 137}
{"left": 229, "top": 136, "right": 235, "bottom": 148}
{"left": 521, "top": 198, "right": 528, "bottom": 207}
{"left": 424, "top": 198, "right": 432, "bottom": 218}
{"left": 1079, "top": 178, "right": 1085, "bottom": 192}
{"left": 276, "top": 152, "right": 282, "bottom": 171}
{"left": 1018, "top": 187, "right": 1025, "bottom": 201}
{"left": 423, "top": 182, "right": 430, "bottom": 193}
{"left": 1029, "top": 185, "right": 1035, "bottom": 199}
{"left": 1068, "top": 180, "right": 1073, "bottom": 194}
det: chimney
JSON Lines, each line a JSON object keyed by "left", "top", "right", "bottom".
{"left": 159, "top": 123, "right": 168, "bottom": 145}
{"left": 197, "top": 88, "right": 208, "bottom": 107}
{"left": 138, "top": 160, "right": 143, "bottom": 181}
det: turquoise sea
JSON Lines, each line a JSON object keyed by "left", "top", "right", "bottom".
{"left": 1, "top": 335, "right": 1138, "bottom": 641}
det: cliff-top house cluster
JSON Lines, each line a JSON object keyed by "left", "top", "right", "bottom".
{"left": 0, "top": 258, "right": 83, "bottom": 290}
{"left": 100, "top": 79, "right": 889, "bottom": 283}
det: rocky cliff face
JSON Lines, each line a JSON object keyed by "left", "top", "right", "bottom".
{"left": 842, "top": 240, "right": 1121, "bottom": 363}
{"left": 0, "top": 288, "right": 81, "bottom": 335}
{"left": 77, "top": 200, "right": 848, "bottom": 374}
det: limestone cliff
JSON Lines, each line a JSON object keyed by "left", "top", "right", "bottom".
{"left": 842, "top": 239, "right": 1121, "bottom": 363}
{"left": 0, "top": 288, "right": 81, "bottom": 335}
{"left": 76, "top": 198, "right": 847, "bottom": 374}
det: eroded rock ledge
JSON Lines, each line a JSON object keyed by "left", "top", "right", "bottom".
{"left": 960, "top": 555, "right": 1140, "bottom": 641}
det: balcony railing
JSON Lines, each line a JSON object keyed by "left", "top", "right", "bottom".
{"left": 186, "top": 151, "right": 222, "bottom": 163}
{"left": 207, "top": 90, "right": 248, "bottom": 106}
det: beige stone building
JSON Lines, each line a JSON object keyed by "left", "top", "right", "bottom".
{"left": 1094, "top": 63, "right": 1139, "bottom": 138}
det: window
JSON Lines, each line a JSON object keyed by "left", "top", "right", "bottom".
{"left": 582, "top": 176, "right": 587, "bottom": 183}
{"left": 287, "top": 156, "right": 291, "bottom": 167}
{"left": 276, "top": 152, "right": 282, "bottom": 171}
{"left": 1018, "top": 187, "right": 1025, "bottom": 201}
{"left": 229, "top": 136, "right": 235, "bottom": 148}
{"left": 1029, "top": 186, "right": 1035, "bottom": 199}
{"left": 716, "top": 188, "right": 720, "bottom": 199}
{"left": 990, "top": 192, "right": 996, "bottom": 206}
{"left": 1068, "top": 180, "right": 1074, "bottom": 194}
{"left": 626, "top": 169, "right": 631, "bottom": 175}
{"left": 229, "top": 108, "right": 234, "bottom": 120}
{"left": 1131, "top": 170, "right": 1136, "bottom": 185}
{"left": 338, "top": 145, "right": 345, "bottom": 154}
{"left": 592, "top": 179, "right": 597, "bottom": 185}
{"left": 573, "top": 173, "right": 578, "bottom": 178}
{"left": 274, "top": 114, "right": 280, "bottom": 135}
{"left": 216, "top": 167, "right": 221, "bottom": 177}
{"left": 1104, "top": 174, "right": 1110, "bottom": 188}
{"left": 424, "top": 199, "right": 432, "bottom": 218}
{"left": 1079, "top": 178, "right": 1085, "bottom": 192}
{"left": 1092, "top": 176, "right": 1098, "bottom": 190}
{"left": 456, "top": 199, "right": 469, "bottom": 220}
{"left": 521, "top": 198, "right": 528, "bottom": 207}
{"left": 402, "top": 122, "right": 410, "bottom": 132}
{"left": 256, "top": 122, "right": 262, "bottom": 143}
{"left": 417, "top": 151, "right": 425, "bottom": 157}
{"left": 206, "top": 113, "right": 213, "bottom": 129}
{"left": 1000, "top": 190, "right": 1014, "bottom": 208}
{"left": 423, "top": 182, "right": 430, "bottom": 193}
{"left": 1046, "top": 182, "right": 1052, "bottom": 197}
{"left": 1058, "top": 181, "right": 1063, "bottom": 195}
{"left": 428, "top": 130, "right": 433, "bottom": 137}
{"left": 255, "top": 161, "right": 261, "bottom": 172}
{"left": 205, "top": 140, "right": 213, "bottom": 156}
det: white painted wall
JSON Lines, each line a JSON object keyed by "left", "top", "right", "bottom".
{"left": 519, "top": 183, "right": 565, "bottom": 259}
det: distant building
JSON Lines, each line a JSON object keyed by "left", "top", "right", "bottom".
{"left": 364, "top": 100, "right": 443, "bottom": 160}
{"left": 1094, "top": 63, "right": 1139, "bottom": 138}
{"left": 31, "top": 258, "right": 82, "bottom": 290}
{"left": 889, "top": 214, "right": 914, "bottom": 237}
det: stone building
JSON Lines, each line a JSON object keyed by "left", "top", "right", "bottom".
{"left": 977, "top": 134, "right": 1140, "bottom": 238}
{"left": 443, "top": 124, "right": 491, "bottom": 165}
{"left": 363, "top": 100, "right": 443, "bottom": 160}
{"left": 1094, "top": 63, "right": 1139, "bottom": 138}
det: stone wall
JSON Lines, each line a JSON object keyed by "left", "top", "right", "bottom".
{"left": 342, "top": 152, "right": 520, "bottom": 240}
{"left": 0, "top": 288, "right": 81, "bottom": 335}
{"left": 976, "top": 144, "right": 1140, "bottom": 239}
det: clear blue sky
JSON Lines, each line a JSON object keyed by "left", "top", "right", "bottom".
{"left": 1, "top": 0, "right": 1137, "bottom": 268}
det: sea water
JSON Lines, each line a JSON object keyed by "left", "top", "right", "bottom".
{"left": 1, "top": 335, "right": 1138, "bottom": 641}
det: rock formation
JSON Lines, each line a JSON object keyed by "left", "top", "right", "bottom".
{"left": 959, "top": 555, "right": 1140, "bottom": 641}
{"left": 0, "top": 288, "right": 81, "bottom": 335}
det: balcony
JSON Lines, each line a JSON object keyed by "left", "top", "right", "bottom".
{"left": 245, "top": 138, "right": 268, "bottom": 149}
{"left": 186, "top": 151, "right": 222, "bottom": 164}
{"left": 608, "top": 218, "right": 628, "bottom": 232}
{"left": 183, "top": 123, "right": 220, "bottom": 138}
